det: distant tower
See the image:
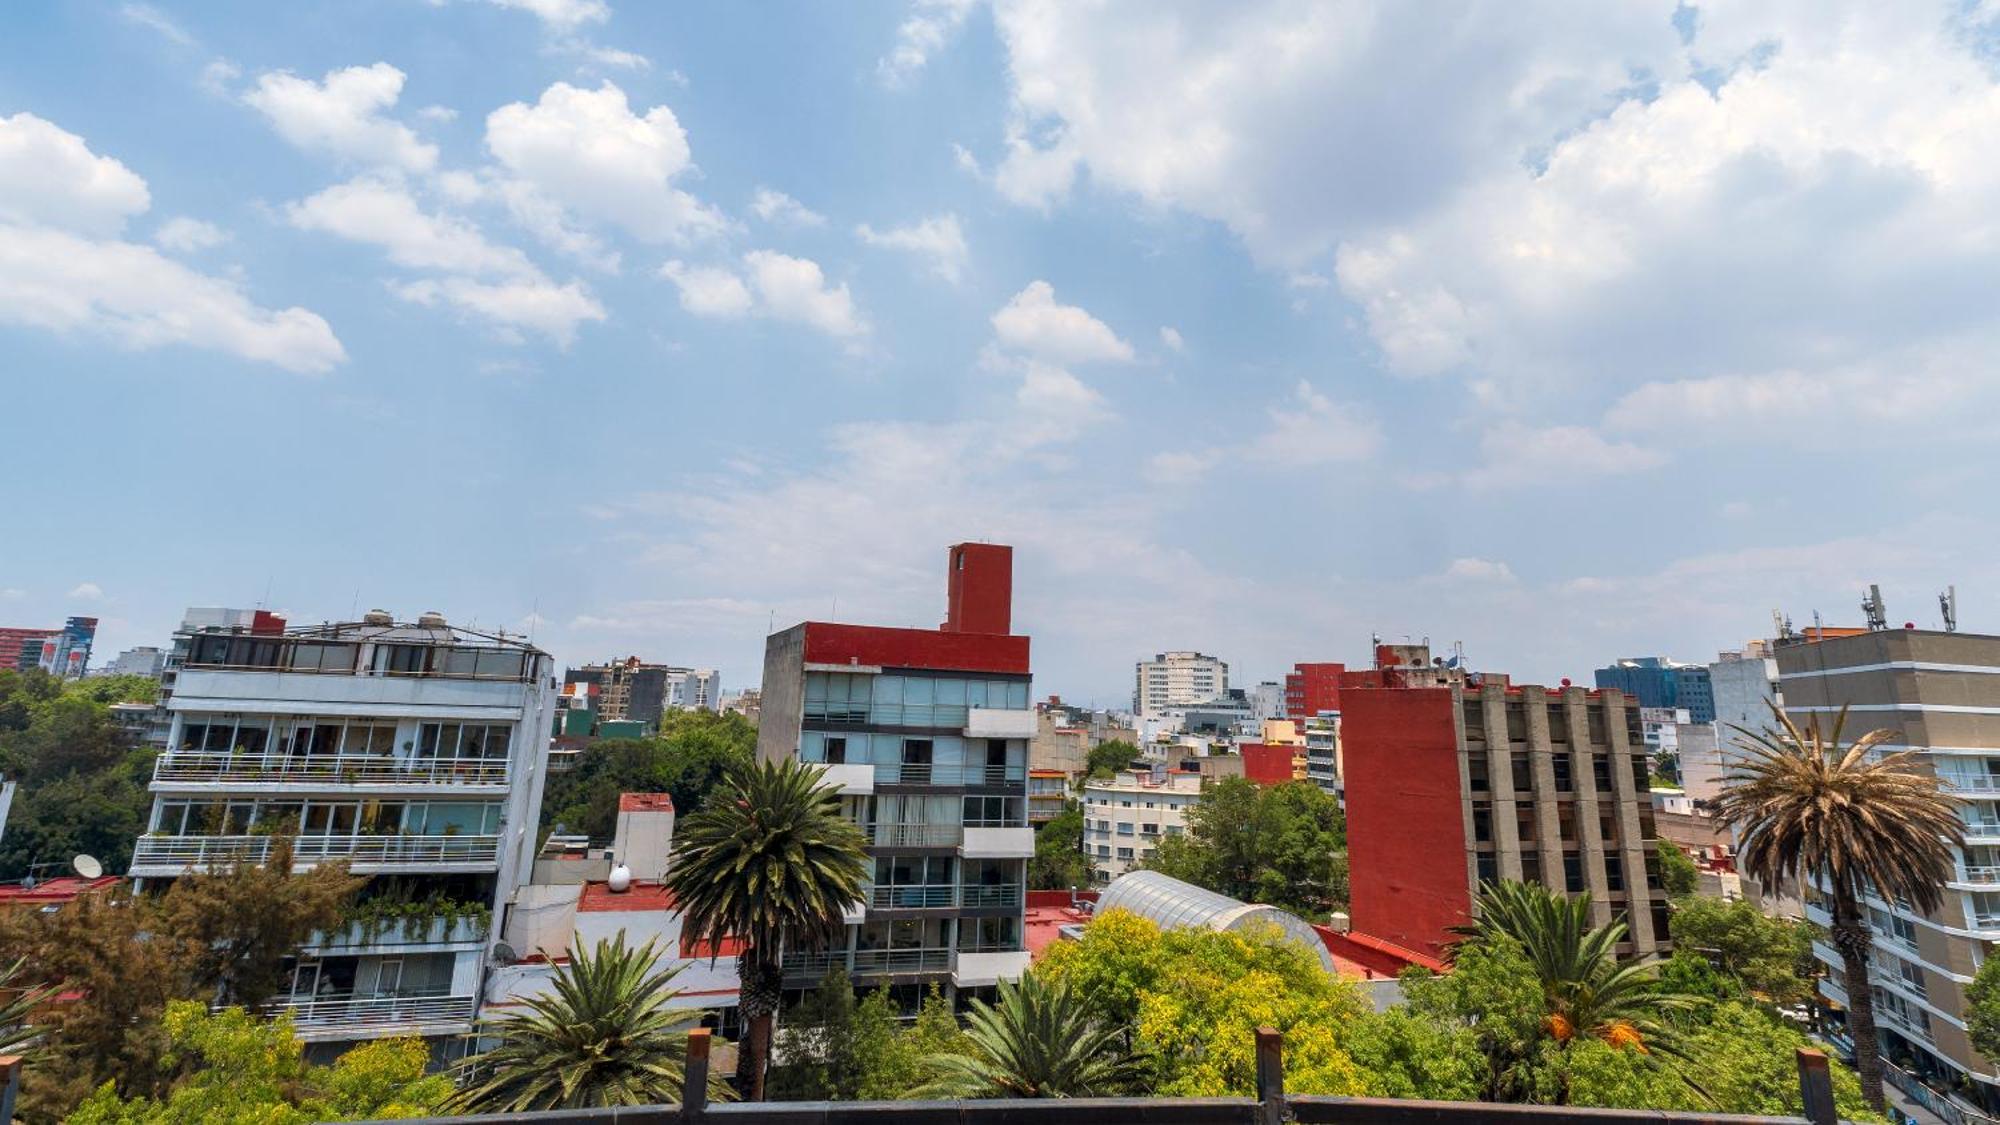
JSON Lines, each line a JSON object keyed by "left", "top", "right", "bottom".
{"left": 944, "top": 543, "right": 1013, "bottom": 635}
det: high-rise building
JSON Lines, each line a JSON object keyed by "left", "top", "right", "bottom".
{"left": 1593, "top": 656, "right": 1715, "bottom": 723}
{"left": 1343, "top": 652, "right": 1669, "bottom": 961}
{"left": 100, "top": 645, "right": 167, "bottom": 678}
{"left": 756, "top": 543, "right": 1034, "bottom": 1001}
{"left": 0, "top": 616, "right": 97, "bottom": 677}
{"left": 1785, "top": 626, "right": 2000, "bottom": 1111}
{"left": 1134, "top": 651, "right": 1229, "bottom": 717}
{"left": 1284, "top": 662, "right": 1348, "bottom": 722}
{"left": 563, "top": 658, "right": 721, "bottom": 728}
{"left": 131, "top": 609, "right": 555, "bottom": 1053}
{"left": 1709, "top": 643, "right": 1782, "bottom": 734}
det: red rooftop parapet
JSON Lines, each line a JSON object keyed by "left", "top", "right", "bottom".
{"left": 944, "top": 543, "right": 1012, "bottom": 635}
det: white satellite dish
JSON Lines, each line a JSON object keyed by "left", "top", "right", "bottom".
{"left": 72, "top": 855, "right": 103, "bottom": 879}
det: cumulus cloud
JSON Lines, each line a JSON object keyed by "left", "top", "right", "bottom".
{"left": 659, "top": 250, "right": 866, "bottom": 340}
{"left": 878, "top": 0, "right": 977, "bottom": 87}
{"left": 750, "top": 188, "right": 824, "bottom": 227}
{"left": 856, "top": 213, "right": 967, "bottom": 283}
{"left": 67, "top": 582, "right": 104, "bottom": 600}
{"left": 1465, "top": 422, "right": 1665, "bottom": 489}
{"left": 153, "top": 216, "right": 228, "bottom": 252}
{"left": 478, "top": 0, "right": 608, "bottom": 30}
{"left": 1247, "top": 380, "right": 1382, "bottom": 467}
{"left": 0, "top": 113, "right": 343, "bottom": 373}
{"left": 391, "top": 276, "right": 605, "bottom": 344}
{"left": 243, "top": 63, "right": 437, "bottom": 172}
{"left": 1159, "top": 326, "right": 1184, "bottom": 352}
{"left": 287, "top": 178, "right": 539, "bottom": 279}
{"left": 485, "top": 81, "right": 726, "bottom": 244}
{"left": 990, "top": 280, "right": 1132, "bottom": 364}
{"left": 1442, "top": 558, "right": 1516, "bottom": 582}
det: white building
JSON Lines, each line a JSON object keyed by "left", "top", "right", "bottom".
{"left": 1303, "top": 713, "right": 1341, "bottom": 796}
{"left": 131, "top": 609, "right": 556, "bottom": 1052}
{"left": 99, "top": 646, "right": 167, "bottom": 678}
{"left": 1251, "top": 681, "right": 1285, "bottom": 721}
{"left": 1081, "top": 769, "right": 1205, "bottom": 884}
{"left": 1134, "top": 651, "right": 1229, "bottom": 717}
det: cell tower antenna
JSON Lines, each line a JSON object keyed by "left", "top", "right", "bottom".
{"left": 1863, "top": 584, "right": 1888, "bottom": 631}
{"left": 1942, "top": 586, "right": 1959, "bottom": 633}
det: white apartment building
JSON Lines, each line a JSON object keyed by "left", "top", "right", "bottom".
{"left": 1134, "top": 651, "right": 1229, "bottom": 717}
{"left": 1303, "top": 713, "right": 1340, "bottom": 796}
{"left": 1082, "top": 769, "right": 1205, "bottom": 884}
{"left": 131, "top": 610, "right": 556, "bottom": 1053}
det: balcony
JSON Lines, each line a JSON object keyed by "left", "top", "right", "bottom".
{"left": 781, "top": 946, "right": 954, "bottom": 981}
{"left": 867, "top": 823, "right": 962, "bottom": 848}
{"left": 878, "top": 762, "right": 1026, "bottom": 787}
{"left": 1941, "top": 776, "right": 2000, "bottom": 798}
{"left": 130, "top": 833, "right": 503, "bottom": 875}
{"left": 964, "top": 708, "right": 1036, "bottom": 740}
{"left": 1958, "top": 865, "right": 2000, "bottom": 886}
{"left": 1965, "top": 819, "right": 2000, "bottom": 843}
{"left": 869, "top": 884, "right": 958, "bottom": 909}
{"left": 151, "top": 753, "right": 508, "bottom": 793}
{"left": 953, "top": 949, "right": 1030, "bottom": 988}
{"left": 960, "top": 827, "right": 1035, "bottom": 858}
{"left": 959, "top": 883, "right": 1024, "bottom": 909}
{"left": 270, "top": 991, "right": 478, "bottom": 1041}
{"left": 308, "top": 914, "right": 491, "bottom": 954}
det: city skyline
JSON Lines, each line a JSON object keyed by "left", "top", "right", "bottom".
{"left": 5, "top": 2, "right": 1998, "bottom": 703}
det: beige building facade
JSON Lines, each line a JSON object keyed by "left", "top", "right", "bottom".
{"left": 1081, "top": 769, "right": 1204, "bottom": 884}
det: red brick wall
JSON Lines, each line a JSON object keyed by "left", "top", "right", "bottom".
{"left": 945, "top": 543, "right": 1013, "bottom": 635}
{"left": 1240, "top": 743, "right": 1296, "bottom": 786}
{"left": 1284, "top": 662, "right": 1347, "bottom": 719}
{"left": 1343, "top": 686, "right": 1470, "bottom": 959}
{"left": 803, "top": 622, "right": 1029, "bottom": 675}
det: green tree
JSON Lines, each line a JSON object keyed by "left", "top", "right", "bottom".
{"left": 0, "top": 956, "right": 56, "bottom": 1059}
{"left": 1564, "top": 1002, "right": 1874, "bottom": 1120}
{"left": 1966, "top": 953, "right": 2000, "bottom": 1064}
{"left": 1340, "top": 1006, "right": 1485, "bottom": 1101}
{"left": 63, "top": 1000, "right": 450, "bottom": 1125}
{"left": 152, "top": 834, "right": 362, "bottom": 1009}
{"left": 1716, "top": 704, "right": 1962, "bottom": 1112}
{"left": 1084, "top": 739, "right": 1140, "bottom": 780}
{"left": 1400, "top": 938, "right": 1554, "bottom": 1103}
{"left": 767, "top": 968, "right": 897, "bottom": 1101}
{"left": 665, "top": 758, "right": 868, "bottom": 1099}
{"left": 915, "top": 974, "right": 1144, "bottom": 1098}
{"left": 451, "top": 934, "right": 728, "bottom": 1112}
{"left": 0, "top": 669, "right": 158, "bottom": 879}
{"left": 1657, "top": 839, "right": 1700, "bottom": 898}
{"left": 1029, "top": 802, "right": 1090, "bottom": 890}
{"left": 857, "top": 986, "right": 970, "bottom": 1099}
{"left": 539, "top": 710, "right": 757, "bottom": 840}
{"left": 1143, "top": 778, "right": 1346, "bottom": 919}
{"left": 1666, "top": 896, "right": 1815, "bottom": 1005}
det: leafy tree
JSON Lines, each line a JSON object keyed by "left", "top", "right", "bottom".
{"left": 1666, "top": 896, "right": 1815, "bottom": 1005}
{"left": 915, "top": 974, "right": 1144, "bottom": 1098}
{"left": 1029, "top": 802, "right": 1090, "bottom": 890}
{"left": 1341, "top": 1006, "right": 1485, "bottom": 1101}
{"left": 1034, "top": 908, "right": 1167, "bottom": 1030}
{"left": 0, "top": 670, "right": 157, "bottom": 879}
{"left": 539, "top": 710, "right": 757, "bottom": 840}
{"left": 151, "top": 835, "right": 361, "bottom": 1009}
{"left": 665, "top": 758, "right": 868, "bottom": 1099}
{"left": 1715, "top": 704, "right": 1961, "bottom": 1112}
{"left": 767, "top": 968, "right": 897, "bottom": 1101}
{"left": 1564, "top": 1002, "right": 1874, "bottom": 1120}
{"left": 63, "top": 1000, "right": 450, "bottom": 1124}
{"left": 1657, "top": 839, "right": 1700, "bottom": 898}
{"left": 1084, "top": 739, "right": 1140, "bottom": 780}
{"left": 1144, "top": 778, "right": 1346, "bottom": 919}
{"left": 856, "top": 985, "right": 969, "bottom": 1099}
{"left": 451, "top": 934, "right": 729, "bottom": 1112}
{"left": 1400, "top": 939, "right": 1554, "bottom": 1103}
{"left": 63, "top": 675, "right": 159, "bottom": 706}
{"left": 1967, "top": 953, "right": 2000, "bottom": 1064}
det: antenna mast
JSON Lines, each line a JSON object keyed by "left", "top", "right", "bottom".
{"left": 1862, "top": 585, "right": 1888, "bottom": 631}
{"left": 1942, "top": 586, "right": 1959, "bottom": 633}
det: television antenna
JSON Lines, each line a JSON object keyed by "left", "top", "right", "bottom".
{"left": 1942, "top": 586, "right": 1959, "bottom": 633}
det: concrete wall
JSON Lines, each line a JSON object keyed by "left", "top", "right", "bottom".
{"left": 756, "top": 625, "right": 807, "bottom": 765}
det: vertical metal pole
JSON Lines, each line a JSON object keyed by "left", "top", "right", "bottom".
{"left": 0, "top": 1054, "right": 21, "bottom": 1123}
{"left": 1254, "top": 1027, "right": 1284, "bottom": 1125}
{"left": 684, "top": 1028, "right": 711, "bottom": 1119}
{"left": 1797, "top": 1047, "right": 1837, "bottom": 1125}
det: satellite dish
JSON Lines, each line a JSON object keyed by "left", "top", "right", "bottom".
{"left": 72, "top": 855, "right": 102, "bottom": 879}
{"left": 493, "top": 942, "right": 518, "bottom": 964}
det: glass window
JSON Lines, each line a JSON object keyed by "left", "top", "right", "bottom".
{"left": 904, "top": 678, "right": 935, "bottom": 706}
{"left": 440, "top": 647, "right": 481, "bottom": 676}
{"left": 935, "top": 678, "right": 967, "bottom": 706}
{"left": 476, "top": 649, "right": 526, "bottom": 679}
{"left": 825, "top": 736, "right": 847, "bottom": 765}
{"left": 966, "top": 680, "right": 988, "bottom": 708}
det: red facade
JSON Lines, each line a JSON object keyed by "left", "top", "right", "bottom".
{"left": 944, "top": 543, "right": 1013, "bottom": 635}
{"left": 1341, "top": 685, "right": 1471, "bottom": 959}
{"left": 1239, "top": 742, "right": 1296, "bottom": 787}
{"left": 1283, "top": 662, "right": 1349, "bottom": 719}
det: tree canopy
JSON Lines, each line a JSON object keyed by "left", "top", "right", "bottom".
{"left": 1085, "top": 739, "right": 1141, "bottom": 780}
{"left": 1029, "top": 802, "right": 1091, "bottom": 890}
{"left": 0, "top": 668, "right": 157, "bottom": 879}
{"left": 1143, "top": 778, "right": 1347, "bottom": 919}
{"left": 538, "top": 709, "right": 756, "bottom": 840}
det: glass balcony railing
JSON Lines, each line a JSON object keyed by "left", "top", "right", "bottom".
{"left": 782, "top": 947, "right": 954, "bottom": 979}
{"left": 153, "top": 753, "right": 508, "bottom": 787}
{"left": 132, "top": 833, "right": 502, "bottom": 871}
{"left": 864, "top": 823, "right": 962, "bottom": 848}
{"left": 869, "top": 885, "right": 957, "bottom": 909}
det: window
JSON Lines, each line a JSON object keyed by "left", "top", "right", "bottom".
{"left": 1141, "top": 823, "right": 1158, "bottom": 835}
{"left": 289, "top": 642, "right": 356, "bottom": 673}
{"left": 1563, "top": 853, "right": 1584, "bottom": 893}
{"left": 1117, "top": 823, "right": 1134, "bottom": 836}
{"left": 825, "top": 736, "right": 847, "bottom": 765}
{"left": 1605, "top": 854, "right": 1625, "bottom": 892}
{"left": 902, "top": 739, "right": 933, "bottom": 764}
{"left": 1552, "top": 753, "right": 1572, "bottom": 793}
{"left": 376, "top": 645, "right": 427, "bottom": 675}
{"left": 1472, "top": 806, "right": 1492, "bottom": 843}
{"left": 1592, "top": 756, "right": 1612, "bottom": 792}
{"left": 1510, "top": 756, "right": 1531, "bottom": 794}
{"left": 1476, "top": 853, "right": 1497, "bottom": 884}
{"left": 1097, "top": 845, "right": 1110, "bottom": 857}
{"left": 1116, "top": 847, "right": 1134, "bottom": 860}
{"left": 1466, "top": 754, "right": 1489, "bottom": 792}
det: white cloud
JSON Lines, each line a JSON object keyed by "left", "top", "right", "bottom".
{"left": 417, "top": 105, "right": 459, "bottom": 124}
{"left": 287, "top": 177, "right": 539, "bottom": 279}
{"left": 878, "top": 0, "right": 977, "bottom": 87}
{"left": 243, "top": 63, "right": 437, "bottom": 172}
{"left": 565, "top": 42, "right": 649, "bottom": 70}
{"left": 855, "top": 213, "right": 967, "bottom": 283}
{"left": 750, "top": 188, "right": 825, "bottom": 228}
{"left": 659, "top": 259, "right": 753, "bottom": 317}
{"left": 198, "top": 59, "right": 240, "bottom": 97}
{"left": 659, "top": 251, "right": 867, "bottom": 340}
{"left": 120, "top": 3, "right": 193, "bottom": 46}
{"left": 1247, "top": 380, "right": 1382, "bottom": 467}
{"left": 1146, "top": 448, "right": 1220, "bottom": 485}
{"left": 153, "top": 217, "right": 228, "bottom": 252}
{"left": 0, "top": 112, "right": 151, "bottom": 235}
{"left": 485, "top": 81, "right": 725, "bottom": 243}
{"left": 1442, "top": 558, "right": 1516, "bottom": 583}
{"left": 990, "top": 280, "right": 1132, "bottom": 364}
{"left": 743, "top": 250, "right": 866, "bottom": 339}
{"left": 0, "top": 588, "right": 22, "bottom": 600}
{"left": 0, "top": 114, "right": 342, "bottom": 374}
{"left": 1465, "top": 422, "right": 1665, "bottom": 489}
{"left": 479, "top": 0, "right": 608, "bottom": 30}
{"left": 1158, "top": 326, "right": 1184, "bottom": 352}
{"left": 67, "top": 582, "right": 104, "bottom": 600}
{"left": 951, "top": 142, "right": 981, "bottom": 176}
{"left": 391, "top": 276, "right": 605, "bottom": 344}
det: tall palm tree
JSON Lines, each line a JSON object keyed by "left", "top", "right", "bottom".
{"left": 450, "top": 934, "right": 730, "bottom": 1112}
{"left": 1716, "top": 703, "right": 1962, "bottom": 1112}
{"left": 1457, "top": 880, "right": 1698, "bottom": 1104}
{"left": 915, "top": 973, "right": 1144, "bottom": 1098}
{"left": 665, "top": 757, "right": 869, "bottom": 1099}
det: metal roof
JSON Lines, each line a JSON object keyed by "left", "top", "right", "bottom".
{"left": 1095, "top": 870, "right": 1336, "bottom": 973}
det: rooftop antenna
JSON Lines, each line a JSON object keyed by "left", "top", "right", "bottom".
{"left": 1862, "top": 584, "right": 1888, "bottom": 631}
{"left": 1942, "top": 586, "right": 1959, "bottom": 633}
{"left": 1813, "top": 609, "right": 1824, "bottom": 638}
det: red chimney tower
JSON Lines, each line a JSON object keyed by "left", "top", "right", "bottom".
{"left": 943, "top": 543, "right": 1012, "bottom": 635}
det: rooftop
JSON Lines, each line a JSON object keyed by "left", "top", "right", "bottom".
{"left": 0, "top": 875, "right": 121, "bottom": 908}
{"left": 618, "top": 793, "right": 675, "bottom": 813}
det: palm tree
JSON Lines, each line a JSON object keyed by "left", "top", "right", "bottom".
{"left": 450, "top": 934, "right": 730, "bottom": 1112}
{"left": 0, "top": 956, "right": 54, "bottom": 1057}
{"left": 665, "top": 757, "right": 869, "bottom": 1099}
{"left": 1716, "top": 703, "right": 1962, "bottom": 1112}
{"left": 915, "top": 973, "right": 1144, "bottom": 1098}
{"left": 1457, "top": 880, "right": 1698, "bottom": 1103}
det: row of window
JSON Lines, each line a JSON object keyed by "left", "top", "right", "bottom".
{"left": 174, "top": 717, "right": 511, "bottom": 761}
{"left": 843, "top": 794, "right": 1028, "bottom": 829}
{"left": 1084, "top": 793, "right": 1192, "bottom": 810}
{"left": 1465, "top": 751, "right": 1650, "bottom": 795}
{"left": 151, "top": 798, "right": 503, "bottom": 837}
{"left": 802, "top": 732, "right": 1021, "bottom": 771}
{"left": 1469, "top": 802, "right": 1657, "bottom": 848}
{"left": 805, "top": 673, "right": 1031, "bottom": 709}
{"left": 187, "top": 635, "right": 532, "bottom": 681}
{"left": 1094, "top": 844, "right": 1153, "bottom": 862}
{"left": 1472, "top": 848, "right": 1663, "bottom": 896}
{"left": 872, "top": 856, "right": 1023, "bottom": 886}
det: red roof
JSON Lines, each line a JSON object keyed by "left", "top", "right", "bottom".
{"left": 0, "top": 875, "right": 120, "bottom": 908}
{"left": 577, "top": 881, "right": 677, "bottom": 913}
{"left": 802, "top": 621, "right": 1030, "bottom": 675}
{"left": 618, "top": 793, "right": 674, "bottom": 813}
{"left": 680, "top": 935, "right": 745, "bottom": 958}
{"left": 1318, "top": 925, "right": 1449, "bottom": 976}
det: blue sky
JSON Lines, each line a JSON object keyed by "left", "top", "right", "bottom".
{"left": 3, "top": 1, "right": 1996, "bottom": 705}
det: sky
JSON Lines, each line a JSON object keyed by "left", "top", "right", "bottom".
{"left": 3, "top": 0, "right": 1998, "bottom": 706}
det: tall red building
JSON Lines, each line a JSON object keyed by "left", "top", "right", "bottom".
{"left": 1283, "top": 662, "right": 1348, "bottom": 720}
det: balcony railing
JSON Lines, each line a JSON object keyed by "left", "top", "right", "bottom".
{"left": 153, "top": 753, "right": 508, "bottom": 787}
{"left": 1966, "top": 820, "right": 2000, "bottom": 839}
{"left": 1942, "top": 776, "right": 2000, "bottom": 797}
{"left": 870, "top": 885, "right": 957, "bottom": 909}
{"left": 782, "top": 947, "right": 954, "bottom": 979}
{"left": 309, "top": 914, "right": 491, "bottom": 951}
{"left": 132, "top": 833, "right": 503, "bottom": 870}
{"left": 878, "top": 763, "right": 1026, "bottom": 786}
{"left": 960, "top": 884, "right": 1023, "bottom": 909}
{"left": 1962, "top": 865, "right": 2000, "bottom": 884}
{"left": 271, "top": 991, "right": 478, "bottom": 1032}
{"left": 866, "top": 823, "right": 962, "bottom": 848}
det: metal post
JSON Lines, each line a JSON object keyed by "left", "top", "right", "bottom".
{"left": 684, "top": 1028, "right": 711, "bottom": 1120}
{"left": 0, "top": 1054, "right": 20, "bottom": 1123}
{"left": 1797, "top": 1047, "right": 1837, "bottom": 1125}
{"left": 1254, "top": 1026, "right": 1284, "bottom": 1125}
